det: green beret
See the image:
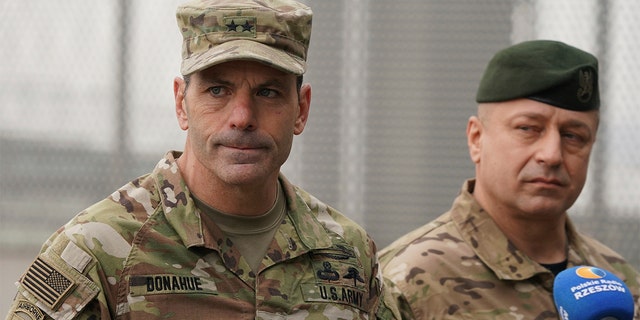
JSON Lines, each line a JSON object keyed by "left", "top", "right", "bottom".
{"left": 476, "top": 40, "right": 599, "bottom": 111}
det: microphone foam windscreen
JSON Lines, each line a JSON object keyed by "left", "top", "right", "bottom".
{"left": 553, "top": 266, "right": 634, "bottom": 320}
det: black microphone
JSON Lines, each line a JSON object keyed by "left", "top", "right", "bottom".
{"left": 553, "top": 266, "right": 634, "bottom": 320}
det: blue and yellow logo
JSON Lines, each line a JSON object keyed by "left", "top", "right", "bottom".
{"left": 575, "top": 266, "right": 607, "bottom": 279}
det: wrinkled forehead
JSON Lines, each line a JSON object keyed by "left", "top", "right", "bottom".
{"left": 192, "top": 60, "right": 296, "bottom": 83}
{"left": 479, "top": 99, "right": 600, "bottom": 129}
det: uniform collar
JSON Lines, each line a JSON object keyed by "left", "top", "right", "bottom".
{"left": 450, "top": 179, "right": 598, "bottom": 281}
{"left": 152, "top": 151, "right": 334, "bottom": 252}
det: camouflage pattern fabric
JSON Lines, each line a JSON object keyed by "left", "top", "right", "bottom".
{"left": 6, "top": 151, "right": 399, "bottom": 320}
{"left": 177, "top": 0, "right": 312, "bottom": 76}
{"left": 379, "top": 179, "right": 640, "bottom": 320}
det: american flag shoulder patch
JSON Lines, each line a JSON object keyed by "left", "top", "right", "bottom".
{"left": 21, "top": 256, "right": 76, "bottom": 310}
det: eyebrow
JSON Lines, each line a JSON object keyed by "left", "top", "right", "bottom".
{"left": 197, "top": 75, "right": 231, "bottom": 87}
{"left": 561, "top": 119, "right": 595, "bottom": 133}
{"left": 513, "top": 112, "right": 595, "bottom": 132}
{"left": 197, "top": 73, "right": 290, "bottom": 89}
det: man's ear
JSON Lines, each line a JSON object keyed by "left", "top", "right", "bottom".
{"left": 467, "top": 115, "right": 483, "bottom": 164}
{"left": 294, "top": 83, "right": 311, "bottom": 135}
{"left": 174, "top": 76, "right": 189, "bottom": 130}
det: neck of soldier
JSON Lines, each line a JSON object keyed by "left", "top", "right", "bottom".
{"left": 482, "top": 203, "right": 568, "bottom": 265}
{"left": 177, "top": 152, "right": 278, "bottom": 217}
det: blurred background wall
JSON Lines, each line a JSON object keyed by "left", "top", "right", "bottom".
{"left": 1, "top": 0, "right": 639, "bottom": 314}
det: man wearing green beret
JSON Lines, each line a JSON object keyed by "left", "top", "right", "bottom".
{"left": 5, "top": 0, "right": 399, "bottom": 319}
{"left": 379, "top": 40, "right": 640, "bottom": 319}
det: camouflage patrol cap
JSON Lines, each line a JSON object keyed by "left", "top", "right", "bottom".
{"left": 176, "top": 0, "right": 312, "bottom": 76}
{"left": 476, "top": 40, "right": 600, "bottom": 111}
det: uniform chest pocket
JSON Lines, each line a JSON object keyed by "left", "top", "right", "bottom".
{"left": 300, "top": 248, "right": 371, "bottom": 312}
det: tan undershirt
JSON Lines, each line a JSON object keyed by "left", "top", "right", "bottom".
{"left": 192, "top": 182, "right": 286, "bottom": 272}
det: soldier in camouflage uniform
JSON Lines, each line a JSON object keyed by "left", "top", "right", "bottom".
{"left": 5, "top": 0, "right": 399, "bottom": 319}
{"left": 379, "top": 40, "right": 640, "bottom": 319}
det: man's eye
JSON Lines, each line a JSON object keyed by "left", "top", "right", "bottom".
{"left": 257, "top": 88, "right": 277, "bottom": 97}
{"left": 562, "top": 132, "right": 586, "bottom": 143}
{"left": 517, "top": 126, "right": 533, "bottom": 132}
{"left": 208, "top": 87, "right": 224, "bottom": 95}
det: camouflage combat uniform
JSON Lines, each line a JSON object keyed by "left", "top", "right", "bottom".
{"left": 6, "top": 151, "right": 398, "bottom": 320}
{"left": 379, "top": 179, "right": 640, "bottom": 320}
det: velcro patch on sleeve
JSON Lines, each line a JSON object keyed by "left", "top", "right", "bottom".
{"left": 300, "top": 283, "right": 369, "bottom": 312}
{"left": 8, "top": 299, "right": 45, "bottom": 320}
{"left": 60, "top": 240, "right": 93, "bottom": 273}
{"left": 21, "top": 257, "right": 76, "bottom": 310}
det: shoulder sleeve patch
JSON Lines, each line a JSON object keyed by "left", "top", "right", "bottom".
{"left": 7, "top": 299, "right": 45, "bottom": 320}
{"left": 21, "top": 257, "right": 75, "bottom": 310}
{"left": 18, "top": 251, "right": 100, "bottom": 319}
{"left": 60, "top": 240, "right": 92, "bottom": 273}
